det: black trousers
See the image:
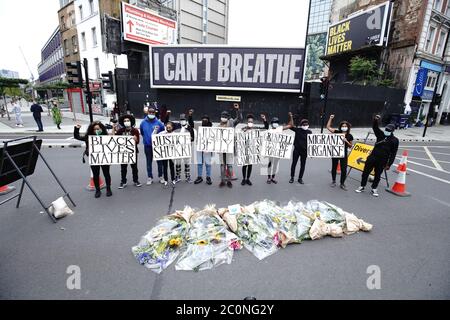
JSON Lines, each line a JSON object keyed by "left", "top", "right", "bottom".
{"left": 91, "top": 165, "right": 111, "bottom": 191}
{"left": 121, "top": 155, "right": 139, "bottom": 183}
{"left": 162, "top": 159, "right": 175, "bottom": 182}
{"left": 290, "top": 148, "right": 307, "bottom": 179}
{"left": 361, "top": 155, "right": 385, "bottom": 189}
{"left": 331, "top": 157, "right": 348, "bottom": 185}
{"left": 34, "top": 116, "right": 43, "bottom": 131}
{"left": 242, "top": 165, "right": 253, "bottom": 180}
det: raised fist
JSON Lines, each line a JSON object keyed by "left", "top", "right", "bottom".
{"left": 188, "top": 109, "right": 194, "bottom": 115}
{"left": 75, "top": 124, "right": 81, "bottom": 129}
{"left": 374, "top": 115, "right": 381, "bottom": 120}
{"left": 233, "top": 103, "right": 240, "bottom": 109}
{"left": 329, "top": 114, "right": 335, "bottom": 119}
{"left": 288, "top": 112, "right": 293, "bottom": 117}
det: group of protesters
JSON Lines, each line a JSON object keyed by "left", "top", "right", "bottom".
{"left": 74, "top": 102, "right": 399, "bottom": 199}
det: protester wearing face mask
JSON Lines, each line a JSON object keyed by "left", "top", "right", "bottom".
{"left": 194, "top": 114, "right": 213, "bottom": 185}
{"left": 289, "top": 117, "right": 312, "bottom": 184}
{"left": 159, "top": 121, "right": 177, "bottom": 187}
{"left": 114, "top": 115, "right": 141, "bottom": 189}
{"left": 173, "top": 110, "right": 195, "bottom": 183}
{"left": 218, "top": 103, "right": 242, "bottom": 188}
{"left": 140, "top": 107, "right": 165, "bottom": 185}
{"left": 241, "top": 113, "right": 269, "bottom": 186}
{"left": 74, "top": 121, "right": 112, "bottom": 198}
{"left": 326, "top": 114, "right": 353, "bottom": 190}
{"left": 267, "top": 113, "right": 293, "bottom": 184}
{"left": 356, "top": 115, "right": 399, "bottom": 197}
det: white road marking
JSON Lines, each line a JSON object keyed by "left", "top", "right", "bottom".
{"left": 398, "top": 149, "right": 450, "bottom": 156}
{"left": 404, "top": 156, "right": 450, "bottom": 164}
{"left": 429, "top": 197, "right": 450, "bottom": 209}
{"left": 408, "top": 168, "right": 450, "bottom": 185}
{"left": 396, "top": 156, "right": 450, "bottom": 173}
{"left": 424, "top": 146, "right": 444, "bottom": 171}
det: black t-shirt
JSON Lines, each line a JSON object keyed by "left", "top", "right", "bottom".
{"left": 290, "top": 127, "right": 312, "bottom": 152}
{"left": 334, "top": 129, "right": 353, "bottom": 158}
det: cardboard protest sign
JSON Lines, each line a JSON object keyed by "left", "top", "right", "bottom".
{"left": 348, "top": 142, "right": 375, "bottom": 174}
{"left": 152, "top": 133, "right": 192, "bottom": 160}
{"left": 196, "top": 127, "right": 235, "bottom": 153}
{"left": 307, "top": 134, "right": 345, "bottom": 158}
{"left": 261, "top": 131, "right": 294, "bottom": 159}
{"left": 234, "top": 130, "right": 264, "bottom": 166}
{"left": 89, "top": 135, "right": 136, "bottom": 165}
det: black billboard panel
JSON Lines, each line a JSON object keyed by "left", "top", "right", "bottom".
{"left": 325, "top": 1, "right": 391, "bottom": 56}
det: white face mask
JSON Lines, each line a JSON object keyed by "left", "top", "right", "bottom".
{"left": 220, "top": 117, "right": 228, "bottom": 123}
{"left": 148, "top": 114, "right": 155, "bottom": 120}
{"left": 180, "top": 120, "right": 187, "bottom": 126}
{"left": 247, "top": 122, "right": 254, "bottom": 128}
{"left": 124, "top": 121, "right": 131, "bottom": 128}
{"left": 301, "top": 125, "right": 309, "bottom": 130}
{"left": 384, "top": 130, "right": 392, "bottom": 136}
{"left": 341, "top": 126, "right": 348, "bottom": 132}
{"left": 272, "top": 123, "right": 279, "bottom": 129}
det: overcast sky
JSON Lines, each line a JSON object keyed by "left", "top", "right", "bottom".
{"left": 0, "top": 0, "right": 309, "bottom": 80}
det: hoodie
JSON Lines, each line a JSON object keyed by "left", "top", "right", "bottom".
{"left": 140, "top": 117, "right": 164, "bottom": 146}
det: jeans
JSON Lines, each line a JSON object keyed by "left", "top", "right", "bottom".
{"left": 197, "top": 151, "right": 212, "bottom": 177}
{"left": 91, "top": 165, "right": 111, "bottom": 191}
{"left": 144, "top": 145, "right": 163, "bottom": 178}
{"left": 331, "top": 157, "right": 348, "bottom": 185}
{"left": 361, "top": 155, "right": 385, "bottom": 189}
{"left": 34, "top": 116, "right": 43, "bottom": 131}
{"left": 290, "top": 148, "right": 307, "bottom": 179}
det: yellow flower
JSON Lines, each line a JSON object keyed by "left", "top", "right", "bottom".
{"left": 315, "top": 211, "right": 321, "bottom": 218}
{"left": 169, "top": 238, "right": 182, "bottom": 247}
{"left": 197, "top": 240, "right": 208, "bottom": 245}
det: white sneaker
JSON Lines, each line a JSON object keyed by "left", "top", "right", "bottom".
{"left": 371, "top": 189, "right": 379, "bottom": 197}
{"left": 159, "top": 177, "right": 166, "bottom": 184}
{"left": 355, "top": 186, "right": 365, "bottom": 193}
{"left": 146, "top": 178, "right": 153, "bottom": 185}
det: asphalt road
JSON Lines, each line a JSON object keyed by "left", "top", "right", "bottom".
{"left": 0, "top": 144, "right": 449, "bottom": 299}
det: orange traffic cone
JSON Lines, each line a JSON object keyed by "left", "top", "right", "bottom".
{"left": 394, "top": 150, "right": 409, "bottom": 174}
{"left": 86, "top": 169, "right": 105, "bottom": 191}
{"left": 0, "top": 184, "right": 16, "bottom": 195}
{"left": 337, "top": 162, "right": 341, "bottom": 174}
{"left": 386, "top": 157, "right": 411, "bottom": 197}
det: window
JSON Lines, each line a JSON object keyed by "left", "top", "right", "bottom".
{"left": 79, "top": 5, "right": 83, "bottom": 20}
{"left": 64, "top": 39, "right": 69, "bottom": 56}
{"left": 89, "top": 0, "right": 94, "bottom": 14}
{"left": 60, "top": 15, "right": 65, "bottom": 29}
{"left": 72, "top": 36, "right": 78, "bottom": 53}
{"left": 94, "top": 58, "right": 100, "bottom": 79}
{"left": 425, "top": 26, "right": 436, "bottom": 52}
{"left": 446, "top": 2, "right": 450, "bottom": 17}
{"left": 81, "top": 32, "right": 86, "bottom": 51}
{"left": 92, "top": 27, "right": 97, "bottom": 46}
{"left": 71, "top": 10, "right": 76, "bottom": 25}
{"left": 436, "top": 30, "right": 447, "bottom": 56}
{"left": 434, "top": 0, "right": 442, "bottom": 11}
{"left": 68, "top": 12, "right": 72, "bottom": 27}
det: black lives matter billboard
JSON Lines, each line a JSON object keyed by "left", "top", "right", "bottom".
{"left": 150, "top": 46, "right": 305, "bottom": 92}
{"left": 325, "top": 1, "right": 392, "bottom": 56}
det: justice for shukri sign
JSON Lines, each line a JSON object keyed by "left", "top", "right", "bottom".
{"left": 152, "top": 133, "right": 192, "bottom": 160}
{"left": 89, "top": 136, "right": 136, "bottom": 165}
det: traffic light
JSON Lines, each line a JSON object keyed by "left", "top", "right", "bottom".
{"left": 434, "top": 94, "right": 442, "bottom": 106}
{"left": 66, "top": 61, "right": 82, "bottom": 86}
{"left": 101, "top": 71, "right": 114, "bottom": 91}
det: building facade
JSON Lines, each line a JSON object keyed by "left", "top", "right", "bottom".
{"left": 306, "top": 0, "right": 333, "bottom": 80}
{"left": 37, "top": 27, "right": 65, "bottom": 85}
{"left": 0, "top": 69, "right": 19, "bottom": 79}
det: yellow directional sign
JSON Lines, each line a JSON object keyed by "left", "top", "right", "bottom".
{"left": 348, "top": 142, "right": 375, "bottom": 174}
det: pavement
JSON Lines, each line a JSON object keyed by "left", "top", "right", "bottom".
{"left": 0, "top": 143, "right": 449, "bottom": 299}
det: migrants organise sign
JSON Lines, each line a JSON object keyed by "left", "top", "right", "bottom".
{"left": 235, "top": 130, "right": 264, "bottom": 166}
{"left": 196, "top": 127, "right": 235, "bottom": 154}
{"left": 150, "top": 46, "right": 305, "bottom": 92}
{"left": 307, "top": 134, "right": 346, "bottom": 158}
{"left": 261, "top": 131, "right": 294, "bottom": 159}
{"left": 89, "top": 136, "right": 136, "bottom": 165}
{"left": 152, "top": 133, "right": 192, "bottom": 160}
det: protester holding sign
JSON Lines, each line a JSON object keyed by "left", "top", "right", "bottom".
{"left": 289, "top": 117, "right": 312, "bottom": 184}
{"left": 240, "top": 113, "right": 269, "bottom": 186}
{"left": 175, "top": 111, "right": 195, "bottom": 183}
{"left": 158, "top": 122, "right": 177, "bottom": 187}
{"left": 266, "top": 113, "right": 293, "bottom": 184}
{"left": 218, "top": 103, "right": 242, "bottom": 188}
{"left": 327, "top": 115, "right": 353, "bottom": 190}
{"left": 140, "top": 107, "right": 165, "bottom": 185}
{"left": 194, "top": 114, "right": 213, "bottom": 185}
{"left": 355, "top": 115, "right": 399, "bottom": 197}
{"left": 113, "top": 115, "right": 142, "bottom": 189}
{"left": 74, "top": 121, "right": 112, "bottom": 198}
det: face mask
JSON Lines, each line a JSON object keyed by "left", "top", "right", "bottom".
{"left": 247, "top": 122, "right": 254, "bottom": 128}
{"left": 301, "top": 125, "right": 309, "bottom": 130}
{"left": 124, "top": 121, "right": 131, "bottom": 128}
{"left": 341, "top": 127, "right": 348, "bottom": 132}
{"left": 221, "top": 117, "right": 228, "bottom": 123}
{"left": 384, "top": 130, "right": 392, "bottom": 136}
{"left": 272, "top": 123, "right": 279, "bottom": 129}
{"left": 180, "top": 120, "right": 187, "bottom": 126}
{"left": 95, "top": 129, "right": 102, "bottom": 136}
{"left": 148, "top": 114, "right": 155, "bottom": 120}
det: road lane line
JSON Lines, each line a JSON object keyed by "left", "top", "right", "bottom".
{"left": 396, "top": 156, "right": 450, "bottom": 173}
{"left": 428, "top": 197, "right": 450, "bottom": 209}
{"left": 408, "top": 168, "right": 450, "bottom": 185}
{"left": 424, "top": 146, "right": 444, "bottom": 171}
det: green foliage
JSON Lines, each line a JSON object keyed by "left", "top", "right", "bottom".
{"left": 34, "top": 81, "right": 73, "bottom": 91}
{"left": 349, "top": 56, "right": 395, "bottom": 87}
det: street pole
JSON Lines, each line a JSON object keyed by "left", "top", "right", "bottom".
{"left": 83, "top": 58, "right": 94, "bottom": 123}
{"left": 423, "top": 72, "right": 441, "bottom": 137}
{"left": 320, "top": 78, "right": 329, "bottom": 133}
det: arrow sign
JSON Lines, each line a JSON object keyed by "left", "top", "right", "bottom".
{"left": 356, "top": 157, "right": 366, "bottom": 165}
{"left": 127, "top": 20, "right": 134, "bottom": 33}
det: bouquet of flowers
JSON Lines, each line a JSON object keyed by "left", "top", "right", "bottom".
{"left": 131, "top": 207, "right": 193, "bottom": 274}
{"left": 175, "top": 205, "right": 241, "bottom": 272}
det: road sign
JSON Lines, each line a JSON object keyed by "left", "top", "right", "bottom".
{"left": 348, "top": 142, "right": 375, "bottom": 174}
{"left": 121, "top": 2, "right": 177, "bottom": 46}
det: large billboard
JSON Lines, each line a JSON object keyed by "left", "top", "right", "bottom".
{"left": 325, "top": 1, "right": 392, "bottom": 56}
{"left": 121, "top": 2, "right": 177, "bottom": 46}
{"left": 150, "top": 46, "right": 306, "bottom": 92}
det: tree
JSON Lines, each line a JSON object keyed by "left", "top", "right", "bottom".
{"left": 0, "top": 77, "right": 29, "bottom": 120}
{"left": 348, "top": 56, "right": 394, "bottom": 87}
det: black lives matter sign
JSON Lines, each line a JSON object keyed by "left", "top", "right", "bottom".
{"left": 89, "top": 136, "right": 136, "bottom": 165}
{"left": 150, "top": 46, "right": 305, "bottom": 92}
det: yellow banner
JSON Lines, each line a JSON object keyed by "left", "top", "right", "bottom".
{"left": 348, "top": 142, "right": 374, "bottom": 174}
